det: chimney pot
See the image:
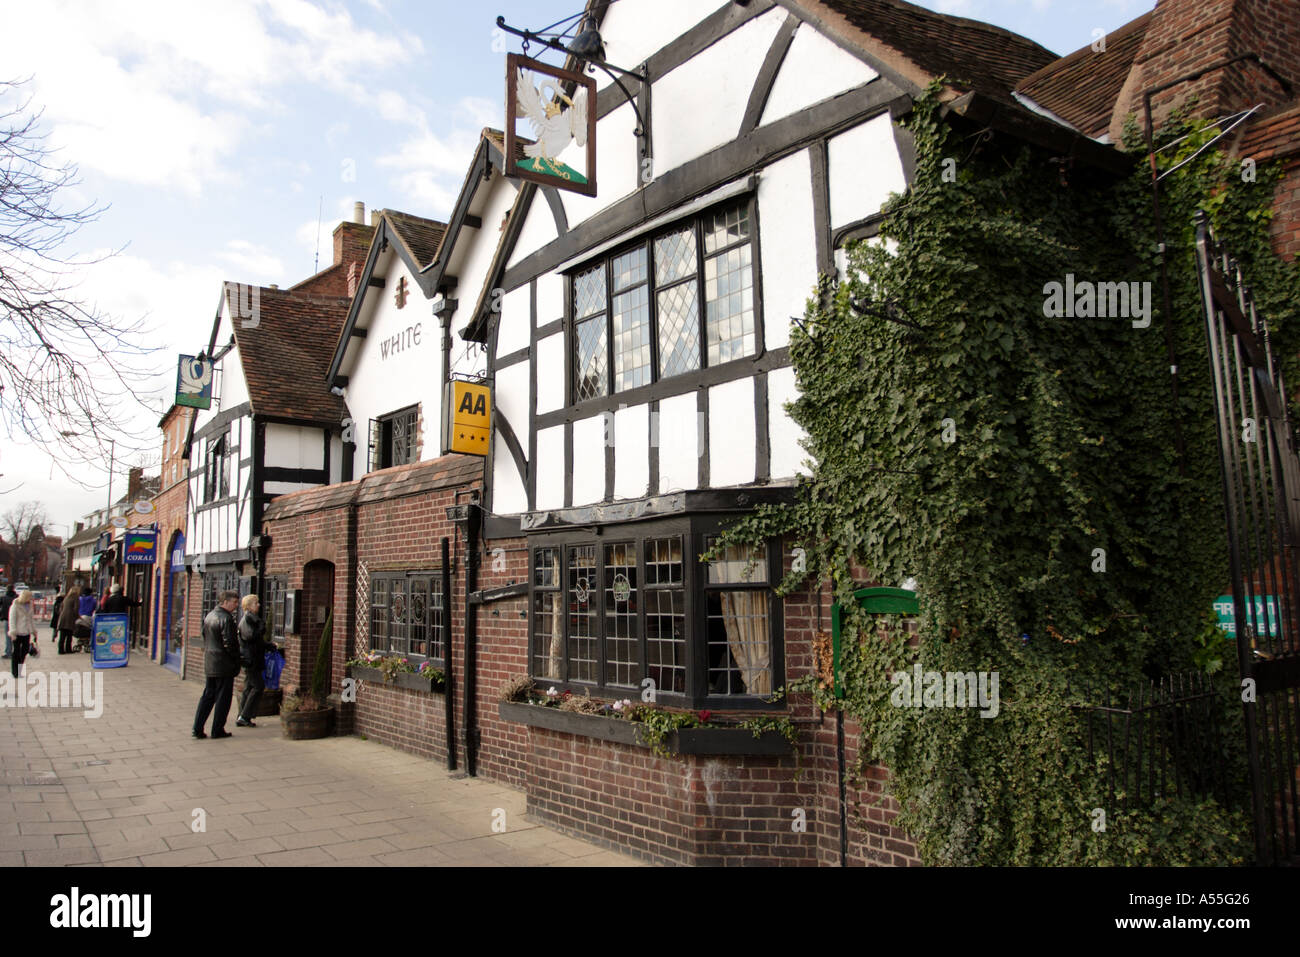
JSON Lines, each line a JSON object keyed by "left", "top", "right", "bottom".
{"left": 354, "top": 201, "right": 365, "bottom": 225}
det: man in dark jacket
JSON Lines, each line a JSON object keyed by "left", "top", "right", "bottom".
{"left": 235, "top": 594, "right": 270, "bottom": 727}
{"left": 192, "top": 591, "right": 241, "bottom": 739}
{"left": 101, "top": 583, "right": 142, "bottom": 614}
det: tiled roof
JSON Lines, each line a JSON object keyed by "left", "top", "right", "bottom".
{"left": 383, "top": 210, "right": 447, "bottom": 270}
{"left": 1015, "top": 13, "right": 1153, "bottom": 139}
{"left": 262, "top": 454, "right": 482, "bottom": 521}
{"left": 226, "top": 284, "right": 351, "bottom": 424}
{"left": 810, "top": 0, "right": 1058, "bottom": 105}
{"left": 65, "top": 524, "right": 109, "bottom": 549}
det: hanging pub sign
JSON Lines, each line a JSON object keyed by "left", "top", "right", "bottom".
{"left": 505, "top": 54, "right": 597, "bottom": 197}
{"left": 176, "top": 354, "right": 214, "bottom": 409}
{"left": 123, "top": 528, "right": 158, "bottom": 565}
{"left": 444, "top": 379, "right": 493, "bottom": 456}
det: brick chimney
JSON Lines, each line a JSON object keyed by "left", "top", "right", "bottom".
{"left": 127, "top": 466, "right": 143, "bottom": 500}
{"left": 290, "top": 202, "right": 375, "bottom": 297}
{"left": 1110, "top": 0, "right": 1299, "bottom": 142}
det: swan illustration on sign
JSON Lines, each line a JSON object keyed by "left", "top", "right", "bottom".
{"left": 505, "top": 54, "right": 597, "bottom": 196}
{"left": 515, "top": 68, "right": 588, "bottom": 184}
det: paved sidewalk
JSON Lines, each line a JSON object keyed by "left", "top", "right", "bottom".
{"left": 0, "top": 649, "right": 639, "bottom": 867}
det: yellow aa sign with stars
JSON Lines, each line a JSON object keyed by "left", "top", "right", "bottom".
{"left": 449, "top": 380, "right": 492, "bottom": 456}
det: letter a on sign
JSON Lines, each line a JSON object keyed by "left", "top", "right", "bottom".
{"left": 449, "top": 380, "right": 492, "bottom": 456}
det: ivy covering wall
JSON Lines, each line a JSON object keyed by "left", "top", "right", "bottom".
{"left": 717, "top": 86, "right": 1300, "bottom": 865}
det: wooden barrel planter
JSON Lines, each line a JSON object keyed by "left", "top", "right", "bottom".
{"left": 256, "top": 688, "right": 283, "bottom": 718}
{"left": 281, "top": 707, "right": 330, "bottom": 740}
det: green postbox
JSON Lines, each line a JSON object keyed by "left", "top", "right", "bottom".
{"left": 829, "top": 587, "right": 918, "bottom": 698}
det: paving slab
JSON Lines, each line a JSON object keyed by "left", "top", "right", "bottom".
{"left": 1, "top": 653, "right": 641, "bottom": 867}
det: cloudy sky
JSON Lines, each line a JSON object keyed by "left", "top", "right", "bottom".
{"left": 0, "top": 0, "right": 1155, "bottom": 535}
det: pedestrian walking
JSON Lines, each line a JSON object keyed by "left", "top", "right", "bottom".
{"left": 50, "top": 592, "right": 63, "bottom": 643}
{"left": 0, "top": 585, "right": 14, "bottom": 658}
{"left": 192, "top": 590, "right": 241, "bottom": 739}
{"left": 57, "top": 588, "right": 79, "bottom": 655}
{"left": 8, "top": 588, "right": 35, "bottom": 679}
{"left": 236, "top": 594, "right": 269, "bottom": 727}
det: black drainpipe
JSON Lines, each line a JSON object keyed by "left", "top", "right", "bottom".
{"left": 442, "top": 537, "right": 456, "bottom": 771}
{"left": 461, "top": 504, "right": 480, "bottom": 776}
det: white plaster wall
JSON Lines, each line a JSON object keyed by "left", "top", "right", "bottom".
{"left": 264, "top": 423, "right": 324, "bottom": 470}
{"left": 493, "top": 433, "right": 528, "bottom": 515}
{"left": 614, "top": 403, "right": 649, "bottom": 500}
{"left": 828, "top": 114, "right": 906, "bottom": 230}
{"left": 536, "top": 425, "right": 565, "bottom": 510}
{"left": 652, "top": 8, "right": 784, "bottom": 176}
{"left": 709, "top": 378, "right": 755, "bottom": 487}
{"left": 450, "top": 177, "right": 518, "bottom": 373}
{"left": 497, "top": 285, "right": 530, "bottom": 357}
{"left": 495, "top": 361, "right": 529, "bottom": 443}
{"left": 559, "top": 99, "right": 639, "bottom": 229}
{"left": 344, "top": 250, "right": 440, "bottom": 462}
{"left": 506, "top": 194, "right": 558, "bottom": 269}
{"left": 329, "top": 434, "right": 343, "bottom": 483}
{"left": 767, "top": 366, "right": 808, "bottom": 478}
{"left": 571, "top": 414, "right": 605, "bottom": 505}
{"left": 760, "top": 23, "right": 878, "bottom": 127}
{"left": 596, "top": 0, "right": 720, "bottom": 74}
{"left": 536, "top": 271, "right": 563, "bottom": 327}
{"left": 535, "top": 333, "right": 564, "bottom": 414}
{"left": 656, "top": 391, "right": 698, "bottom": 494}
{"left": 758, "top": 148, "right": 816, "bottom": 351}
{"left": 264, "top": 480, "right": 309, "bottom": 496}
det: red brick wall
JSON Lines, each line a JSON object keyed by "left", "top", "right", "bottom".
{"left": 259, "top": 476, "right": 924, "bottom": 866}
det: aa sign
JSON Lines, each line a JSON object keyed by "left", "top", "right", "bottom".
{"left": 446, "top": 380, "right": 492, "bottom": 456}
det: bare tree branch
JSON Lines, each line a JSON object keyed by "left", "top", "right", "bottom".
{"left": 0, "top": 77, "right": 162, "bottom": 482}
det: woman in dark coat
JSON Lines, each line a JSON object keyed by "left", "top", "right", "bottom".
{"left": 236, "top": 594, "right": 270, "bottom": 727}
{"left": 56, "top": 592, "right": 79, "bottom": 654}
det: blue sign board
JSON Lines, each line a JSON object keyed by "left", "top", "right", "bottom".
{"left": 92, "top": 613, "right": 130, "bottom": 668}
{"left": 123, "top": 529, "right": 157, "bottom": 565}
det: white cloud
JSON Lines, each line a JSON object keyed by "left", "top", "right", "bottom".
{"left": 215, "top": 240, "right": 285, "bottom": 280}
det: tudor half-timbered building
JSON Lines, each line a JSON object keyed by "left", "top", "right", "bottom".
{"left": 255, "top": 0, "right": 1169, "bottom": 865}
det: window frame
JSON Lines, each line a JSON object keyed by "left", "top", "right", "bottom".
{"left": 369, "top": 405, "right": 420, "bottom": 473}
{"left": 526, "top": 516, "right": 783, "bottom": 709}
{"left": 203, "top": 430, "right": 230, "bottom": 504}
{"left": 264, "top": 575, "right": 287, "bottom": 640}
{"left": 565, "top": 195, "right": 764, "bottom": 409}
{"left": 368, "top": 568, "right": 446, "bottom": 664}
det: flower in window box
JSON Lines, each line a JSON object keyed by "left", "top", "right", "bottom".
{"left": 546, "top": 687, "right": 559, "bottom": 698}
{"left": 698, "top": 710, "right": 712, "bottom": 724}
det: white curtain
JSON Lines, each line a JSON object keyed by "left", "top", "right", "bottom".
{"left": 720, "top": 590, "right": 770, "bottom": 694}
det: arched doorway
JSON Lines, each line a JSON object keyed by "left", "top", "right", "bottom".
{"left": 163, "top": 532, "right": 185, "bottom": 673}
{"left": 301, "top": 559, "right": 335, "bottom": 695}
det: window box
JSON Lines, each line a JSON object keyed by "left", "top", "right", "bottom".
{"left": 497, "top": 700, "right": 792, "bottom": 756}
{"left": 347, "top": 664, "right": 444, "bottom": 694}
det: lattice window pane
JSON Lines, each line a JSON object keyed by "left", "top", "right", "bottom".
{"left": 390, "top": 581, "right": 408, "bottom": 656}
{"left": 657, "top": 281, "right": 700, "bottom": 379}
{"left": 703, "top": 203, "right": 751, "bottom": 255}
{"left": 603, "top": 543, "right": 638, "bottom": 688}
{"left": 645, "top": 537, "right": 685, "bottom": 695}
{"left": 429, "top": 576, "right": 445, "bottom": 662}
{"left": 371, "top": 578, "right": 389, "bottom": 653}
{"left": 707, "top": 590, "right": 770, "bottom": 695}
{"left": 567, "top": 546, "right": 598, "bottom": 683}
{"left": 612, "top": 247, "right": 647, "bottom": 292}
{"left": 534, "top": 547, "right": 559, "bottom": 588}
{"left": 654, "top": 227, "right": 696, "bottom": 286}
{"left": 534, "top": 591, "right": 563, "bottom": 679}
{"left": 704, "top": 244, "right": 755, "bottom": 364}
{"left": 574, "top": 316, "right": 607, "bottom": 401}
{"left": 705, "top": 540, "right": 768, "bottom": 584}
{"left": 574, "top": 264, "right": 606, "bottom": 318}
{"left": 612, "top": 285, "right": 651, "bottom": 391}
{"left": 409, "top": 578, "right": 427, "bottom": 658}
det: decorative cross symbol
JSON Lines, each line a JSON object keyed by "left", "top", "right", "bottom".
{"left": 395, "top": 276, "right": 408, "bottom": 309}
